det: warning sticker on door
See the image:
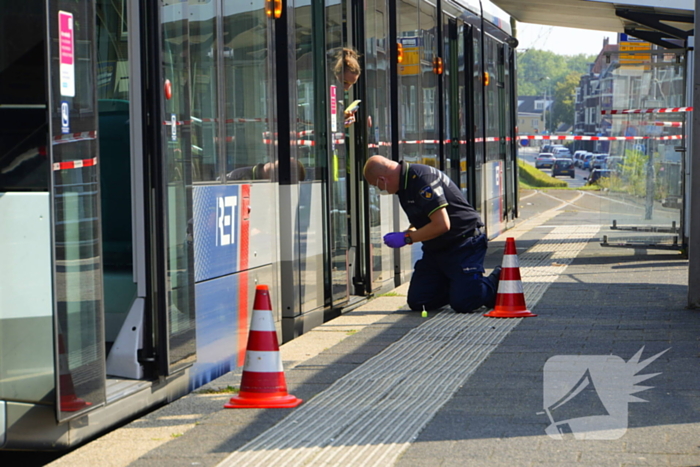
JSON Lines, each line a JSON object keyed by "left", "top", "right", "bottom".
{"left": 59, "top": 11, "right": 75, "bottom": 97}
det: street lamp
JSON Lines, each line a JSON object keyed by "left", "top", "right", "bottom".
{"left": 540, "top": 76, "right": 550, "bottom": 134}
{"left": 544, "top": 87, "right": 548, "bottom": 133}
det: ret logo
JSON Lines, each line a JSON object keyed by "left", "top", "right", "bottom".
{"left": 540, "top": 346, "right": 669, "bottom": 440}
{"left": 217, "top": 195, "right": 238, "bottom": 246}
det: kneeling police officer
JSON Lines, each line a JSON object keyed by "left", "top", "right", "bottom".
{"left": 363, "top": 155, "right": 501, "bottom": 313}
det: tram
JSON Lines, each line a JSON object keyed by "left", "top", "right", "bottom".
{"left": 0, "top": 0, "right": 518, "bottom": 450}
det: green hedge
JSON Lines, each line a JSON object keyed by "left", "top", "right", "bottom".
{"left": 518, "top": 159, "right": 568, "bottom": 188}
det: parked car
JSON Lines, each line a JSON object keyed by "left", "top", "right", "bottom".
{"left": 582, "top": 153, "right": 594, "bottom": 170}
{"left": 573, "top": 150, "right": 587, "bottom": 167}
{"left": 553, "top": 147, "right": 571, "bottom": 158}
{"left": 586, "top": 168, "right": 612, "bottom": 185}
{"left": 591, "top": 154, "right": 609, "bottom": 170}
{"left": 552, "top": 158, "right": 575, "bottom": 178}
{"left": 535, "top": 153, "right": 556, "bottom": 169}
{"left": 542, "top": 144, "right": 565, "bottom": 155}
{"left": 607, "top": 155, "right": 623, "bottom": 173}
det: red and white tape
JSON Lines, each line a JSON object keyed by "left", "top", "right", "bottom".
{"left": 656, "top": 135, "right": 684, "bottom": 140}
{"left": 367, "top": 142, "right": 392, "bottom": 149}
{"left": 651, "top": 121, "right": 684, "bottom": 127}
{"left": 263, "top": 139, "right": 346, "bottom": 147}
{"left": 162, "top": 119, "right": 191, "bottom": 126}
{"left": 50, "top": 132, "right": 99, "bottom": 171}
{"left": 263, "top": 133, "right": 685, "bottom": 148}
{"left": 518, "top": 134, "right": 684, "bottom": 141}
{"left": 53, "top": 157, "right": 98, "bottom": 171}
{"left": 225, "top": 118, "right": 267, "bottom": 123}
{"left": 520, "top": 135, "right": 645, "bottom": 141}
{"left": 602, "top": 107, "right": 692, "bottom": 115}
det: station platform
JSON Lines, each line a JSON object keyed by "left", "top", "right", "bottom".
{"left": 47, "top": 190, "right": 697, "bottom": 467}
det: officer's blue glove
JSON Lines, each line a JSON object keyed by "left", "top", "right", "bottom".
{"left": 383, "top": 232, "right": 406, "bottom": 248}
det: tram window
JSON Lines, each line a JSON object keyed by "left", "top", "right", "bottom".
{"left": 0, "top": 2, "right": 48, "bottom": 192}
{"left": 96, "top": 0, "right": 135, "bottom": 270}
{"left": 190, "top": 0, "right": 219, "bottom": 182}
{"left": 222, "top": 2, "right": 273, "bottom": 182}
{"left": 484, "top": 36, "right": 500, "bottom": 162}
{"left": 295, "top": 78, "right": 315, "bottom": 180}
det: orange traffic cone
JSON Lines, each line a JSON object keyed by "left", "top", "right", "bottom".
{"left": 57, "top": 334, "right": 92, "bottom": 412}
{"left": 484, "top": 237, "right": 537, "bottom": 318}
{"left": 225, "top": 285, "right": 303, "bottom": 409}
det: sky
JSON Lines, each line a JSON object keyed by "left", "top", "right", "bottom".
{"left": 516, "top": 23, "right": 618, "bottom": 56}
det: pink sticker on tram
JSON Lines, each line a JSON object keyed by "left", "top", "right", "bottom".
{"left": 58, "top": 11, "right": 75, "bottom": 97}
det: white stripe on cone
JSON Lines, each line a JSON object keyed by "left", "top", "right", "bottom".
{"left": 250, "top": 309, "right": 275, "bottom": 332}
{"left": 496, "top": 280, "right": 524, "bottom": 294}
{"left": 243, "top": 350, "right": 284, "bottom": 373}
{"left": 502, "top": 255, "right": 519, "bottom": 268}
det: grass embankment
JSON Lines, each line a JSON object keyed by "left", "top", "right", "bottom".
{"left": 518, "top": 159, "right": 567, "bottom": 189}
{"left": 518, "top": 160, "right": 601, "bottom": 191}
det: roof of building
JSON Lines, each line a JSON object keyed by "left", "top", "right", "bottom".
{"left": 556, "top": 123, "right": 573, "bottom": 134}
{"left": 517, "top": 96, "right": 550, "bottom": 115}
{"left": 592, "top": 43, "right": 620, "bottom": 75}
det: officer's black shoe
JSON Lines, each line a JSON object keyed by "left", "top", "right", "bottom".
{"left": 485, "top": 266, "right": 502, "bottom": 308}
{"left": 488, "top": 266, "right": 502, "bottom": 288}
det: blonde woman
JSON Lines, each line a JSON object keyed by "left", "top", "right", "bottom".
{"left": 334, "top": 48, "right": 361, "bottom": 126}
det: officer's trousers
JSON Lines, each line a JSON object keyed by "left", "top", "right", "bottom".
{"left": 406, "top": 233, "right": 497, "bottom": 313}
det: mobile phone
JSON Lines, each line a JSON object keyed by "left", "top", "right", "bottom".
{"left": 345, "top": 99, "right": 361, "bottom": 113}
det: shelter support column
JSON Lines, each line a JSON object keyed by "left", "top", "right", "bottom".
{"left": 689, "top": 27, "right": 700, "bottom": 307}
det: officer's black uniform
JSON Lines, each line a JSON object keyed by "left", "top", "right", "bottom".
{"left": 397, "top": 161, "right": 497, "bottom": 313}
{"left": 226, "top": 163, "right": 266, "bottom": 181}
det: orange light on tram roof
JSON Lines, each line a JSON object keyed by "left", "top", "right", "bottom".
{"left": 397, "top": 42, "right": 404, "bottom": 63}
{"left": 266, "top": 0, "right": 282, "bottom": 18}
{"left": 433, "top": 57, "right": 443, "bottom": 75}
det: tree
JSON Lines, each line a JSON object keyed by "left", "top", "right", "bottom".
{"left": 551, "top": 73, "right": 580, "bottom": 130}
{"left": 516, "top": 49, "right": 597, "bottom": 132}
{"left": 516, "top": 50, "right": 565, "bottom": 95}
{"left": 517, "top": 50, "right": 595, "bottom": 91}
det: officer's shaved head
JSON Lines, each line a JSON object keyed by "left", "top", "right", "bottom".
{"left": 363, "top": 156, "right": 393, "bottom": 181}
{"left": 363, "top": 155, "right": 400, "bottom": 194}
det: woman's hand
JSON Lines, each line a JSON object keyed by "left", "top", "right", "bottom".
{"left": 344, "top": 110, "right": 356, "bottom": 127}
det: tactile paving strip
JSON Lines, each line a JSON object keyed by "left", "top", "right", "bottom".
{"left": 217, "top": 225, "right": 599, "bottom": 467}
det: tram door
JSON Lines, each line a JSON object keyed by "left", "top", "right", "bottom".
{"left": 502, "top": 43, "right": 517, "bottom": 221}
{"left": 324, "top": 0, "right": 352, "bottom": 308}
{"left": 95, "top": 0, "right": 198, "bottom": 380}
{"left": 46, "top": 0, "right": 156, "bottom": 422}
{"left": 464, "top": 23, "right": 483, "bottom": 211}
{"left": 45, "top": 0, "right": 107, "bottom": 421}
{"left": 1, "top": 0, "right": 94, "bottom": 424}
{"left": 483, "top": 33, "right": 509, "bottom": 235}
{"left": 153, "top": 1, "right": 197, "bottom": 375}
{"left": 361, "top": 0, "right": 392, "bottom": 295}
{"left": 445, "top": 19, "right": 468, "bottom": 192}
{"left": 94, "top": 0, "right": 151, "bottom": 381}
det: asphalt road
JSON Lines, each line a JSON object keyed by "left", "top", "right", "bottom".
{"left": 519, "top": 150, "right": 589, "bottom": 188}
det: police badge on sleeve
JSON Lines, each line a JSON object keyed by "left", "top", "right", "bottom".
{"left": 419, "top": 185, "right": 433, "bottom": 199}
